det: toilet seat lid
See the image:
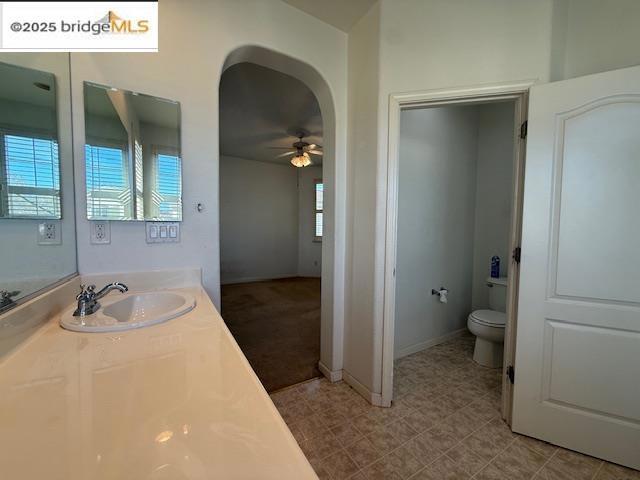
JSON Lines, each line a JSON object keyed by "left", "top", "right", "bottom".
{"left": 470, "top": 309, "right": 506, "bottom": 327}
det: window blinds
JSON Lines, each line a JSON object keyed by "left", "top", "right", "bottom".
{"left": 315, "top": 181, "right": 323, "bottom": 238}
{"left": 85, "top": 143, "right": 131, "bottom": 219}
{"left": 2, "top": 133, "right": 60, "bottom": 218}
{"left": 134, "top": 140, "right": 144, "bottom": 219}
{"left": 154, "top": 152, "right": 181, "bottom": 220}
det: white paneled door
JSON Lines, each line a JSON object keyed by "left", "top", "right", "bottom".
{"left": 513, "top": 65, "right": 640, "bottom": 470}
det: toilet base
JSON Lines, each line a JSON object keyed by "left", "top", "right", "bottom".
{"left": 473, "top": 337, "right": 503, "bottom": 368}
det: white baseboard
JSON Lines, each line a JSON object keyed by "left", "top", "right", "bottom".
{"left": 343, "top": 369, "right": 385, "bottom": 407}
{"left": 318, "top": 361, "right": 342, "bottom": 382}
{"left": 395, "top": 328, "right": 467, "bottom": 359}
{"left": 220, "top": 273, "right": 299, "bottom": 285}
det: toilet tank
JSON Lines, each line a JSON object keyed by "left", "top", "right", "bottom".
{"left": 487, "top": 277, "right": 508, "bottom": 312}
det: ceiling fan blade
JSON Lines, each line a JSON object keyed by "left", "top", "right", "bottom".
{"left": 276, "top": 151, "right": 296, "bottom": 158}
{"left": 267, "top": 146, "right": 295, "bottom": 149}
{"left": 308, "top": 150, "right": 323, "bottom": 155}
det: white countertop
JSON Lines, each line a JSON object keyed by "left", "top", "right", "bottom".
{"left": 0, "top": 286, "right": 317, "bottom": 480}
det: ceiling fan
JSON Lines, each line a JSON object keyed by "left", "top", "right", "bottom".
{"left": 268, "top": 130, "right": 323, "bottom": 168}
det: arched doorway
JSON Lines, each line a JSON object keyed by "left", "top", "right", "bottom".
{"left": 218, "top": 45, "right": 340, "bottom": 391}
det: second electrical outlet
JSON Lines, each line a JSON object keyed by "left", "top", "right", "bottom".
{"left": 91, "top": 221, "right": 111, "bottom": 245}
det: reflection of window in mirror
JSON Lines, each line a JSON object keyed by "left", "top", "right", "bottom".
{"left": 148, "top": 146, "right": 181, "bottom": 221}
{"left": 1, "top": 133, "right": 60, "bottom": 218}
{"left": 85, "top": 142, "right": 132, "bottom": 219}
{"left": 134, "top": 139, "right": 144, "bottom": 219}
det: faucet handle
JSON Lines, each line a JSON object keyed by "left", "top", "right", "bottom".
{"left": 76, "top": 284, "right": 96, "bottom": 300}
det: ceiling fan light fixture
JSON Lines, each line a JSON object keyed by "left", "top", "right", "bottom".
{"left": 291, "top": 152, "right": 312, "bottom": 168}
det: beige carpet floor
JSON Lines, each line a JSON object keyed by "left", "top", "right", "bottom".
{"left": 221, "top": 277, "right": 321, "bottom": 392}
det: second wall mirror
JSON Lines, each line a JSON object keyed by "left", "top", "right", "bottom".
{"left": 84, "top": 82, "right": 182, "bottom": 221}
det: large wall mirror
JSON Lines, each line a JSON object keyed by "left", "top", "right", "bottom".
{"left": 0, "top": 63, "right": 60, "bottom": 219}
{"left": 0, "top": 54, "right": 77, "bottom": 316}
{"left": 83, "top": 82, "right": 182, "bottom": 221}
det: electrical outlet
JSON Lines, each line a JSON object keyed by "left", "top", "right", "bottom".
{"left": 91, "top": 221, "right": 110, "bottom": 245}
{"left": 38, "top": 221, "right": 62, "bottom": 245}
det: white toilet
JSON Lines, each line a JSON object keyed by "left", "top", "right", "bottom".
{"left": 467, "top": 277, "right": 507, "bottom": 368}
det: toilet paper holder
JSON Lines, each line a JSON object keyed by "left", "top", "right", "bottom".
{"left": 431, "top": 287, "right": 448, "bottom": 296}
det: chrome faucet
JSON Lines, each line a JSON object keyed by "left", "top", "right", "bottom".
{"left": 73, "top": 283, "right": 128, "bottom": 317}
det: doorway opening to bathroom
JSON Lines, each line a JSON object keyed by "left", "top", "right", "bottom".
{"left": 381, "top": 82, "right": 531, "bottom": 422}
{"left": 218, "top": 61, "right": 324, "bottom": 393}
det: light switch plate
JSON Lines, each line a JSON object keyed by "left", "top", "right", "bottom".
{"left": 146, "top": 222, "right": 180, "bottom": 244}
{"left": 91, "top": 221, "right": 110, "bottom": 244}
{"left": 38, "top": 221, "right": 61, "bottom": 245}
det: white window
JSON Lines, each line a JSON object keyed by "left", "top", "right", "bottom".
{"left": 314, "top": 179, "right": 323, "bottom": 241}
{"left": 0, "top": 131, "right": 60, "bottom": 218}
{"left": 85, "top": 142, "right": 132, "bottom": 219}
{"left": 134, "top": 140, "right": 144, "bottom": 219}
{"left": 151, "top": 147, "right": 182, "bottom": 221}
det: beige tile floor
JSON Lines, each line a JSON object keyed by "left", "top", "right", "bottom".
{"left": 271, "top": 333, "right": 640, "bottom": 480}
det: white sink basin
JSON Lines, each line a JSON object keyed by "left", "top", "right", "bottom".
{"left": 60, "top": 291, "right": 196, "bottom": 333}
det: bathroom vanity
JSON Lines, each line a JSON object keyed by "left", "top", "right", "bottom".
{"left": 0, "top": 271, "right": 317, "bottom": 480}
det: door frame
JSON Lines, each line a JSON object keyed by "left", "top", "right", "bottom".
{"left": 381, "top": 81, "right": 534, "bottom": 416}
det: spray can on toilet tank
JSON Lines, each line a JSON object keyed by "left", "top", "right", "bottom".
{"left": 490, "top": 256, "right": 500, "bottom": 278}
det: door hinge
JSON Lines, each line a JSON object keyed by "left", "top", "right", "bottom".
{"left": 507, "top": 365, "right": 515, "bottom": 384}
{"left": 512, "top": 246, "right": 521, "bottom": 264}
{"left": 520, "top": 120, "right": 528, "bottom": 139}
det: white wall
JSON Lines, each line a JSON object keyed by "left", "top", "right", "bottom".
{"left": 297, "top": 165, "right": 322, "bottom": 278}
{"left": 471, "top": 102, "right": 515, "bottom": 310}
{"left": 220, "top": 156, "right": 299, "bottom": 284}
{"left": 85, "top": 114, "right": 127, "bottom": 143}
{"left": 220, "top": 159, "right": 322, "bottom": 283}
{"left": 557, "top": 0, "right": 640, "bottom": 80}
{"left": 0, "top": 54, "right": 76, "bottom": 298}
{"left": 344, "top": 1, "right": 381, "bottom": 394}
{"left": 0, "top": 99, "right": 56, "bottom": 134}
{"left": 394, "top": 106, "right": 479, "bottom": 358}
{"left": 69, "top": 0, "right": 347, "bottom": 294}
